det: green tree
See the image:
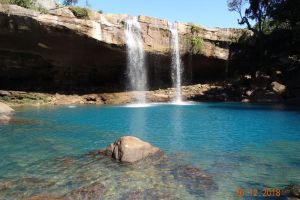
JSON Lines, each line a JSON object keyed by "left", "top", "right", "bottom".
{"left": 227, "top": 0, "right": 274, "bottom": 36}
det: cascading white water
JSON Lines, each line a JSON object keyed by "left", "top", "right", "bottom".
{"left": 92, "top": 21, "right": 102, "bottom": 41}
{"left": 169, "top": 22, "right": 183, "bottom": 103}
{"left": 125, "top": 16, "right": 147, "bottom": 104}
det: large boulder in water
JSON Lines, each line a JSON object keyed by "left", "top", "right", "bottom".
{"left": 0, "top": 102, "right": 14, "bottom": 124}
{"left": 102, "top": 136, "right": 162, "bottom": 163}
{"left": 0, "top": 102, "right": 14, "bottom": 114}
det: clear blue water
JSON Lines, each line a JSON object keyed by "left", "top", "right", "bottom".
{"left": 0, "top": 103, "right": 299, "bottom": 199}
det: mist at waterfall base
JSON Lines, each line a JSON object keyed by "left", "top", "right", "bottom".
{"left": 1, "top": 103, "right": 300, "bottom": 199}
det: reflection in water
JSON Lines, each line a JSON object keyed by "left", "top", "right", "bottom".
{"left": 171, "top": 106, "right": 184, "bottom": 150}
{"left": 129, "top": 108, "right": 146, "bottom": 137}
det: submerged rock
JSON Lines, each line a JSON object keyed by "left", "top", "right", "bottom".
{"left": 0, "top": 180, "right": 16, "bottom": 191}
{"left": 102, "top": 136, "right": 162, "bottom": 163}
{"left": 67, "top": 182, "right": 106, "bottom": 200}
{"left": 172, "top": 165, "right": 218, "bottom": 197}
{"left": 23, "top": 195, "right": 66, "bottom": 200}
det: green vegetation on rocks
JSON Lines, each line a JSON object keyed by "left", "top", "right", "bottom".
{"left": 0, "top": 0, "right": 33, "bottom": 9}
{"left": 70, "top": 6, "right": 89, "bottom": 19}
{"left": 191, "top": 24, "right": 202, "bottom": 34}
{"left": 190, "top": 36, "right": 204, "bottom": 54}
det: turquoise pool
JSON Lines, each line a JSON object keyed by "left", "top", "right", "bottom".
{"left": 0, "top": 103, "right": 299, "bottom": 199}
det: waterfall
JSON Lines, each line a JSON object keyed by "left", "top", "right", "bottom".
{"left": 92, "top": 21, "right": 102, "bottom": 41}
{"left": 169, "top": 22, "right": 183, "bottom": 103}
{"left": 125, "top": 16, "right": 147, "bottom": 104}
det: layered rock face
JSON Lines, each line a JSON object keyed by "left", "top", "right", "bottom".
{"left": 0, "top": 4, "right": 244, "bottom": 93}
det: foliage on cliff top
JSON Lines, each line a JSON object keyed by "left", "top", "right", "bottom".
{"left": 0, "top": 0, "right": 33, "bottom": 9}
{"left": 191, "top": 24, "right": 202, "bottom": 34}
{"left": 69, "top": 6, "right": 89, "bottom": 19}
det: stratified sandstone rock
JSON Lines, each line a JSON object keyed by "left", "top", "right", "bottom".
{"left": 103, "top": 136, "right": 162, "bottom": 163}
{"left": 0, "top": 4, "right": 246, "bottom": 92}
{"left": 48, "top": 7, "right": 75, "bottom": 18}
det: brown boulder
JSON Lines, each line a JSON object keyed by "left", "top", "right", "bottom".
{"left": 103, "top": 136, "right": 162, "bottom": 163}
{"left": 271, "top": 81, "right": 286, "bottom": 94}
{"left": 0, "top": 102, "right": 14, "bottom": 114}
{"left": 0, "top": 102, "right": 14, "bottom": 124}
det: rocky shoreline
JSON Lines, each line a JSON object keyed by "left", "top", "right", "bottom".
{"left": 0, "top": 79, "right": 296, "bottom": 107}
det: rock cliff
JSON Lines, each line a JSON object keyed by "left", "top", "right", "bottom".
{"left": 0, "top": 4, "right": 245, "bottom": 93}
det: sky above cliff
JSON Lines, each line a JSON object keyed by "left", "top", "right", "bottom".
{"left": 75, "top": 0, "right": 243, "bottom": 28}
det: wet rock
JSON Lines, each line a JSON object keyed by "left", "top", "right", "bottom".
{"left": 0, "top": 90, "right": 11, "bottom": 97}
{"left": 0, "top": 180, "right": 16, "bottom": 191}
{"left": 102, "top": 136, "right": 162, "bottom": 163}
{"left": 0, "top": 102, "right": 14, "bottom": 124}
{"left": 0, "top": 102, "right": 14, "bottom": 114}
{"left": 172, "top": 165, "right": 217, "bottom": 197}
{"left": 145, "top": 188, "right": 181, "bottom": 200}
{"left": 0, "top": 114, "right": 11, "bottom": 124}
{"left": 67, "top": 182, "right": 106, "bottom": 200}
{"left": 84, "top": 94, "right": 103, "bottom": 104}
{"left": 120, "top": 190, "right": 144, "bottom": 200}
{"left": 250, "top": 89, "right": 283, "bottom": 103}
{"left": 23, "top": 195, "right": 66, "bottom": 200}
{"left": 271, "top": 81, "right": 286, "bottom": 94}
{"left": 242, "top": 98, "right": 250, "bottom": 103}
{"left": 283, "top": 185, "right": 300, "bottom": 200}
{"left": 120, "top": 188, "right": 181, "bottom": 200}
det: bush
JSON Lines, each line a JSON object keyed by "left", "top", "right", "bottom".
{"left": 191, "top": 24, "right": 202, "bottom": 34}
{"left": 70, "top": 6, "right": 89, "bottom": 19}
{"left": 98, "top": 10, "right": 103, "bottom": 14}
{"left": 190, "top": 36, "right": 204, "bottom": 54}
{"left": 0, "top": 0, "right": 33, "bottom": 8}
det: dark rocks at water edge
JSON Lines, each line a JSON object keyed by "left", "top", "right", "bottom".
{"left": 0, "top": 102, "right": 14, "bottom": 124}
{"left": 283, "top": 185, "right": 300, "bottom": 200}
{"left": 99, "top": 136, "right": 163, "bottom": 163}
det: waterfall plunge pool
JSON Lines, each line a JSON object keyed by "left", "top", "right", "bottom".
{"left": 0, "top": 102, "right": 299, "bottom": 199}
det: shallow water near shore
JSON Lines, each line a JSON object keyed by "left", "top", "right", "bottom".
{"left": 0, "top": 102, "right": 299, "bottom": 199}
